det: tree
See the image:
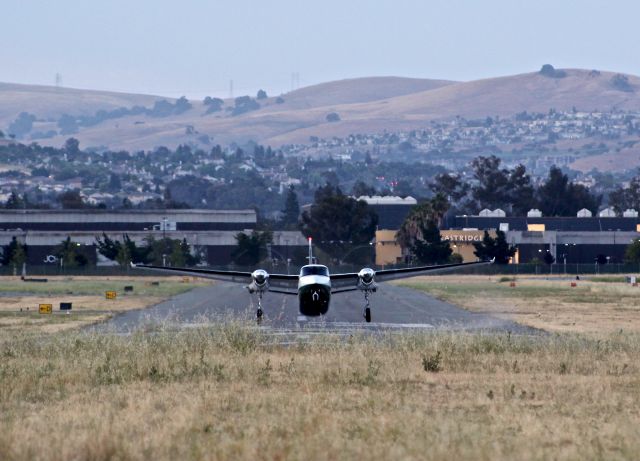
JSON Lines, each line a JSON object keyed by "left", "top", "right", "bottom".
{"left": 326, "top": 112, "right": 340, "bottom": 122}
{"left": 256, "top": 89, "right": 268, "bottom": 100}
{"left": 469, "top": 156, "right": 510, "bottom": 211}
{"left": 468, "top": 157, "right": 536, "bottom": 214}
{"left": 539, "top": 64, "right": 566, "bottom": 78}
{"left": 8, "top": 112, "right": 36, "bottom": 138}
{"left": 57, "top": 190, "right": 86, "bottom": 209}
{"left": 64, "top": 137, "right": 80, "bottom": 156}
{"left": 300, "top": 184, "right": 378, "bottom": 264}
{"left": 231, "top": 230, "right": 273, "bottom": 266}
{"left": 430, "top": 173, "right": 469, "bottom": 203}
{"left": 180, "top": 238, "right": 200, "bottom": 266}
{"left": 396, "top": 194, "right": 450, "bottom": 250}
{"left": 96, "top": 233, "right": 150, "bottom": 265}
{"left": 472, "top": 230, "right": 516, "bottom": 264}
{"left": 55, "top": 237, "right": 88, "bottom": 267}
{"left": 4, "top": 192, "right": 25, "bottom": 209}
{"left": 203, "top": 96, "right": 224, "bottom": 114}
{"left": 410, "top": 220, "right": 452, "bottom": 264}
{"left": 609, "top": 176, "right": 640, "bottom": 213}
{"left": 57, "top": 115, "right": 78, "bottom": 135}
{"left": 115, "top": 243, "right": 132, "bottom": 267}
{"left": 1, "top": 236, "right": 27, "bottom": 268}
{"left": 537, "top": 167, "right": 600, "bottom": 216}
{"left": 174, "top": 96, "right": 192, "bottom": 114}
{"left": 611, "top": 74, "right": 633, "bottom": 92}
{"left": 507, "top": 164, "right": 536, "bottom": 215}
{"left": 232, "top": 96, "right": 260, "bottom": 116}
{"left": 351, "top": 180, "right": 376, "bottom": 198}
{"left": 95, "top": 233, "right": 119, "bottom": 260}
{"left": 281, "top": 186, "right": 300, "bottom": 227}
{"left": 624, "top": 239, "right": 640, "bottom": 263}
{"left": 543, "top": 251, "right": 555, "bottom": 265}
{"left": 393, "top": 180, "right": 414, "bottom": 198}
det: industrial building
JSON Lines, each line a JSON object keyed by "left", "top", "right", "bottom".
{"left": 355, "top": 196, "right": 417, "bottom": 266}
{"left": 0, "top": 209, "right": 307, "bottom": 266}
{"left": 372, "top": 205, "right": 640, "bottom": 266}
{"left": 445, "top": 209, "right": 640, "bottom": 264}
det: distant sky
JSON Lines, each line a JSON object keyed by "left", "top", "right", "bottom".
{"left": 2, "top": 0, "right": 639, "bottom": 99}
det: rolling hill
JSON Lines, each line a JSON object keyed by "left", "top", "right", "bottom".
{"left": 1, "top": 69, "right": 640, "bottom": 153}
{"left": 0, "top": 82, "right": 165, "bottom": 125}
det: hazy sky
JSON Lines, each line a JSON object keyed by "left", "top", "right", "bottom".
{"left": 2, "top": 0, "right": 639, "bottom": 98}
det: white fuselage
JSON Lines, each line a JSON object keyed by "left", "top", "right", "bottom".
{"left": 297, "top": 265, "right": 332, "bottom": 316}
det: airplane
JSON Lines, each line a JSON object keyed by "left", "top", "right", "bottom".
{"left": 134, "top": 237, "right": 491, "bottom": 323}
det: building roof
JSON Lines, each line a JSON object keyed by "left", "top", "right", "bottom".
{"left": 448, "top": 215, "right": 640, "bottom": 232}
{"left": 0, "top": 209, "right": 257, "bottom": 232}
{"left": 356, "top": 195, "right": 417, "bottom": 205}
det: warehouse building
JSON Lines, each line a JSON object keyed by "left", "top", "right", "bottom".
{"left": 0, "top": 209, "right": 306, "bottom": 266}
{"left": 446, "top": 208, "right": 640, "bottom": 264}
{"left": 372, "top": 206, "right": 640, "bottom": 266}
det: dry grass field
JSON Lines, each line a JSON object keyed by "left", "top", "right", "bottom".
{"left": 0, "top": 327, "right": 639, "bottom": 460}
{"left": 397, "top": 275, "right": 640, "bottom": 336}
{"left": 1, "top": 275, "right": 639, "bottom": 460}
{"left": 0, "top": 276, "right": 211, "bottom": 333}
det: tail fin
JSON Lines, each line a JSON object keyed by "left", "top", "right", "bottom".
{"left": 308, "top": 237, "right": 313, "bottom": 264}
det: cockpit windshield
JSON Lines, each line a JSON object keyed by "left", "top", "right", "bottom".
{"left": 300, "top": 265, "right": 329, "bottom": 277}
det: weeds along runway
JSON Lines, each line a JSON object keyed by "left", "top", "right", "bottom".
{"left": 90, "top": 282, "right": 535, "bottom": 336}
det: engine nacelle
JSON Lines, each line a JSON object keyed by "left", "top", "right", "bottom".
{"left": 247, "top": 269, "right": 270, "bottom": 293}
{"left": 357, "top": 267, "right": 377, "bottom": 291}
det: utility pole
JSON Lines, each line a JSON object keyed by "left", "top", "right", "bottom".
{"left": 162, "top": 217, "right": 168, "bottom": 267}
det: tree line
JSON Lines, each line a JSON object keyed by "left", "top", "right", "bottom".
{"left": 0, "top": 234, "right": 200, "bottom": 269}
{"left": 432, "top": 156, "right": 601, "bottom": 216}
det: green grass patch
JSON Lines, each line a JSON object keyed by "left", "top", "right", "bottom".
{"left": 589, "top": 276, "right": 627, "bottom": 283}
{"left": 0, "top": 279, "right": 207, "bottom": 297}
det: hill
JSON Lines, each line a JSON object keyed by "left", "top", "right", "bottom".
{"left": 2, "top": 69, "right": 640, "bottom": 154}
{"left": 262, "top": 69, "right": 640, "bottom": 145}
{"left": 270, "top": 76, "right": 455, "bottom": 110}
{"left": 0, "top": 83, "right": 165, "bottom": 125}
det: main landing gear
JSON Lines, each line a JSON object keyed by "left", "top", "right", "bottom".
{"left": 362, "top": 289, "right": 374, "bottom": 323}
{"left": 256, "top": 291, "right": 264, "bottom": 323}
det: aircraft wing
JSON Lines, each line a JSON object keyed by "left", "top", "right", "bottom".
{"left": 132, "top": 264, "right": 299, "bottom": 289}
{"left": 329, "top": 260, "right": 491, "bottom": 288}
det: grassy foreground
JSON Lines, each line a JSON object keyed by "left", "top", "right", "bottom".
{"left": 1, "top": 327, "right": 639, "bottom": 460}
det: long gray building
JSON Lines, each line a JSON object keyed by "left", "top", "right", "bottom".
{"left": 0, "top": 209, "right": 307, "bottom": 266}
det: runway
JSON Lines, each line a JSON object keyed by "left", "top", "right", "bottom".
{"left": 92, "top": 281, "right": 534, "bottom": 335}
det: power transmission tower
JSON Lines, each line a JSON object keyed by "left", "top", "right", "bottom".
{"left": 291, "top": 72, "right": 300, "bottom": 91}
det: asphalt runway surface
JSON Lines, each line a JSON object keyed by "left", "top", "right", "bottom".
{"left": 92, "top": 282, "right": 534, "bottom": 335}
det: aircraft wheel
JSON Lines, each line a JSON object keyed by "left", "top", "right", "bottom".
{"left": 364, "top": 307, "right": 371, "bottom": 323}
{"left": 257, "top": 308, "right": 263, "bottom": 321}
